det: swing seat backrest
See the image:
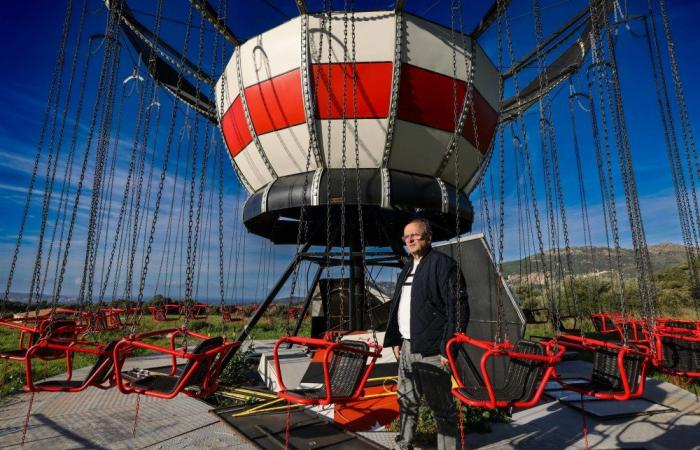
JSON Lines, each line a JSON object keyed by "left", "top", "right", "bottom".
{"left": 522, "top": 308, "right": 548, "bottom": 325}
{"left": 660, "top": 336, "right": 700, "bottom": 372}
{"left": 179, "top": 336, "right": 226, "bottom": 390}
{"left": 592, "top": 314, "right": 617, "bottom": 333}
{"left": 319, "top": 340, "right": 370, "bottom": 398}
{"left": 503, "top": 340, "right": 546, "bottom": 401}
{"left": 84, "top": 340, "right": 118, "bottom": 386}
{"left": 591, "top": 347, "right": 644, "bottom": 392}
{"left": 34, "top": 320, "right": 78, "bottom": 359}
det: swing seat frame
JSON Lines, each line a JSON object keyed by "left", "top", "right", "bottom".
{"left": 650, "top": 330, "right": 700, "bottom": 378}
{"left": 446, "top": 334, "right": 565, "bottom": 409}
{"left": 180, "top": 303, "right": 210, "bottom": 320}
{"left": 24, "top": 340, "right": 121, "bottom": 392}
{"left": 655, "top": 318, "right": 700, "bottom": 335}
{"left": 148, "top": 304, "right": 181, "bottom": 322}
{"left": 555, "top": 334, "right": 650, "bottom": 400}
{"left": 0, "top": 319, "right": 78, "bottom": 363}
{"left": 220, "top": 306, "right": 244, "bottom": 322}
{"left": 591, "top": 312, "right": 628, "bottom": 335}
{"left": 113, "top": 328, "right": 239, "bottom": 399}
{"left": 273, "top": 336, "right": 382, "bottom": 406}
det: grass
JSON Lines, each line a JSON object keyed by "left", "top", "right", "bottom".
{"left": 0, "top": 306, "right": 311, "bottom": 399}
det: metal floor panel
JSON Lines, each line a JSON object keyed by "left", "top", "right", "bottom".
{"left": 214, "top": 405, "right": 389, "bottom": 449}
{"left": 0, "top": 358, "right": 248, "bottom": 449}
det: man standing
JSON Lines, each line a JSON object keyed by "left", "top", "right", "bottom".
{"left": 384, "top": 218, "right": 468, "bottom": 450}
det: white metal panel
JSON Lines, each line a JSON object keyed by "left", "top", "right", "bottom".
{"left": 403, "top": 15, "right": 472, "bottom": 81}
{"left": 316, "top": 118, "right": 387, "bottom": 168}
{"left": 472, "top": 44, "right": 501, "bottom": 112}
{"left": 215, "top": 52, "right": 241, "bottom": 115}
{"left": 258, "top": 124, "right": 318, "bottom": 177}
{"left": 438, "top": 137, "right": 482, "bottom": 189}
{"left": 239, "top": 17, "right": 302, "bottom": 88}
{"left": 308, "top": 11, "right": 395, "bottom": 64}
{"left": 233, "top": 144, "right": 275, "bottom": 191}
{"left": 388, "top": 120, "right": 451, "bottom": 176}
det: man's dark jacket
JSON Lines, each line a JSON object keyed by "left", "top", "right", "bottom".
{"left": 383, "top": 247, "right": 468, "bottom": 357}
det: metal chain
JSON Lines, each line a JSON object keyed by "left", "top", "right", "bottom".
{"left": 34, "top": 0, "right": 90, "bottom": 310}
{"left": 655, "top": 0, "right": 700, "bottom": 318}
{"left": 568, "top": 83, "right": 599, "bottom": 324}
{"left": 503, "top": 2, "right": 557, "bottom": 340}
{"left": 323, "top": 2, "right": 334, "bottom": 335}
{"left": 52, "top": 2, "right": 124, "bottom": 308}
{"left": 137, "top": 0, "right": 201, "bottom": 312}
{"left": 285, "top": 8, "right": 319, "bottom": 335}
{"left": 234, "top": 43, "right": 277, "bottom": 180}
{"left": 381, "top": 11, "right": 403, "bottom": 168}
{"left": 338, "top": 4, "right": 350, "bottom": 331}
{"left": 587, "top": 1, "right": 629, "bottom": 340}
{"left": 349, "top": 5, "right": 373, "bottom": 341}
{"left": 3, "top": 0, "right": 74, "bottom": 311}
{"left": 300, "top": 13, "right": 323, "bottom": 167}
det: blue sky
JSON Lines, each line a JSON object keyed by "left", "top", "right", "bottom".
{"left": 1, "top": 1, "right": 699, "bottom": 301}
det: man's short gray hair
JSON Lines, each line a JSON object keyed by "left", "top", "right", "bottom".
{"left": 407, "top": 217, "right": 432, "bottom": 237}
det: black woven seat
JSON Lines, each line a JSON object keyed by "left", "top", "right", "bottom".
{"left": 592, "top": 315, "right": 616, "bottom": 333}
{"left": 125, "top": 336, "right": 224, "bottom": 395}
{"left": 456, "top": 340, "right": 546, "bottom": 404}
{"left": 579, "top": 346, "right": 645, "bottom": 394}
{"left": 660, "top": 336, "right": 700, "bottom": 373}
{"left": 286, "top": 340, "right": 370, "bottom": 400}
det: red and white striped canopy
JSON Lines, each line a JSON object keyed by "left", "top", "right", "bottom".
{"left": 215, "top": 11, "right": 500, "bottom": 195}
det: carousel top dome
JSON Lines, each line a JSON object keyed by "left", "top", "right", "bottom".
{"left": 214, "top": 10, "right": 500, "bottom": 244}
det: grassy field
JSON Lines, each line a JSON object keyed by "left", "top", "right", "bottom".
{"left": 0, "top": 306, "right": 310, "bottom": 399}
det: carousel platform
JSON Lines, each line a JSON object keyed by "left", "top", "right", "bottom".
{"left": 1, "top": 351, "right": 699, "bottom": 449}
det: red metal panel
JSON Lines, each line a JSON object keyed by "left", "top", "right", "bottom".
{"left": 220, "top": 97, "right": 252, "bottom": 157}
{"left": 312, "top": 62, "right": 392, "bottom": 119}
{"left": 245, "top": 69, "right": 306, "bottom": 135}
{"left": 397, "top": 64, "right": 498, "bottom": 153}
{"left": 461, "top": 89, "right": 499, "bottom": 155}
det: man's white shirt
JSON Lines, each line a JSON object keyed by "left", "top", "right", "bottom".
{"left": 398, "top": 259, "right": 420, "bottom": 340}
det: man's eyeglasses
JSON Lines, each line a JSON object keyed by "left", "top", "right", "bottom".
{"left": 401, "top": 233, "right": 425, "bottom": 242}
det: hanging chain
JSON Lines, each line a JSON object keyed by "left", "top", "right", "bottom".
{"left": 381, "top": 11, "right": 403, "bottom": 168}
{"left": 503, "top": 1, "right": 557, "bottom": 340}
{"left": 324, "top": 2, "right": 335, "bottom": 335}
{"left": 349, "top": 5, "right": 375, "bottom": 342}
{"left": 52, "top": 1, "right": 125, "bottom": 311}
{"left": 3, "top": 0, "right": 75, "bottom": 312}
{"left": 337, "top": 4, "right": 352, "bottom": 332}
{"left": 655, "top": 0, "right": 700, "bottom": 318}
{"left": 285, "top": 8, "right": 319, "bottom": 335}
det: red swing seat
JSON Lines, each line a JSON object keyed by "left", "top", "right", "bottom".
{"left": 181, "top": 303, "right": 209, "bottom": 320}
{"left": 0, "top": 319, "right": 78, "bottom": 363}
{"left": 655, "top": 317, "right": 700, "bottom": 335}
{"left": 591, "top": 312, "right": 628, "bottom": 335}
{"left": 220, "top": 306, "right": 244, "bottom": 322}
{"left": 148, "top": 304, "right": 181, "bottom": 322}
{"left": 613, "top": 317, "right": 649, "bottom": 345}
{"left": 288, "top": 306, "right": 303, "bottom": 321}
{"left": 273, "top": 335, "right": 382, "bottom": 406}
{"left": 24, "top": 340, "right": 121, "bottom": 392}
{"left": 112, "top": 328, "right": 239, "bottom": 399}
{"left": 446, "top": 334, "right": 565, "bottom": 409}
{"left": 555, "top": 334, "right": 650, "bottom": 400}
{"left": 650, "top": 329, "right": 700, "bottom": 378}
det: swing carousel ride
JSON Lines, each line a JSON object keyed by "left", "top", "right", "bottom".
{"left": 1, "top": 0, "right": 699, "bottom": 444}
